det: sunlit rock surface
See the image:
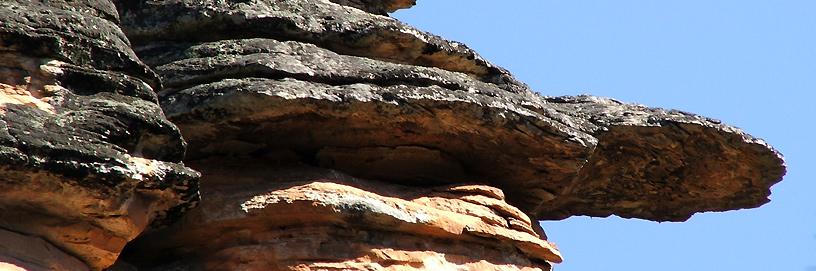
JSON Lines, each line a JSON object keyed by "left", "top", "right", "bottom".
{"left": 122, "top": 0, "right": 784, "bottom": 222}
{"left": 119, "top": 161, "right": 560, "bottom": 270}
{"left": 1, "top": 0, "right": 785, "bottom": 270}
{"left": 0, "top": 1, "right": 198, "bottom": 269}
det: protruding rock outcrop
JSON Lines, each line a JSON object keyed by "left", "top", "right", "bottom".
{"left": 109, "top": 0, "right": 785, "bottom": 270}
{"left": 2, "top": 0, "right": 786, "bottom": 270}
{"left": 329, "top": 0, "right": 416, "bottom": 15}
{"left": 537, "top": 96, "right": 785, "bottom": 220}
{"left": 121, "top": 0, "right": 784, "bottom": 223}
{"left": 0, "top": 1, "right": 199, "bottom": 270}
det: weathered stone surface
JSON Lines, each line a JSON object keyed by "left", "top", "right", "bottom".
{"left": 536, "top": 96, "right": 786, "bottom": 220}
{"left": 329, "top": 0, "right": 416, "bottom": 15}
{"left": 137, "top": 38, "right": 532, "bottom": 99}
{"left": 107, "top": 0, "right": 785, "bottom": 269}
{"left": 122, "top": 1, "right": 784, "bottom": 222}
{"left": 118, "top": 0, "right": 528, "bottom": 93}
{"left": 0, "top": 1, "right": 159, "bottom": 87}
{"left": 160, "top": 77, "right": 589, "bottom": 207}
{"left": 118, "top": 160, "right": 560, "bottom": 270}
{"left": 156, "top": 63, "right": 783, "bottom": 222}
{"left": 151, "top": 38, "right": 592, "bottom": 196}
{"left": 1, "top": 0, "right": 787, "bottom": 270}
{"left": 0, "top": 1, "right": 199, "bottom": 269}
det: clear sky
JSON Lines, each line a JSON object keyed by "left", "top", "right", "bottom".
{"left": 394, "top": 1, "right": 815, "bottom": 270}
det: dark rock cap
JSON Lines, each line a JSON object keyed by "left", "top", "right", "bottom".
{"left": 0, "top": 1, "right": 199, "bottom": 269}
{"left": 329, "top": 0, "right": 417, "bottom": 15}
{"left": 118, "top": 0, "right": 528, "bottom": 93}
{"left": 121, "top": 0, "right": 785, "bottom": 223}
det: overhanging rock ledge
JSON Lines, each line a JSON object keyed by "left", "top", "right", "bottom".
{"left": 0, "top": 1, "right": 785, "bottom": 270}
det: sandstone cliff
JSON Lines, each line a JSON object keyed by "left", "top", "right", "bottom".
{"left": 0, "top": 1, "right": 785, "bottom": 271}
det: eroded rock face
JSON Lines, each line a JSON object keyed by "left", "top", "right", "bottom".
{"left": 122, "top": 0, "right": 785, "bottom": 223}
{"left": 119, "top": 160, "right": 559, "bottom": 270}
{"left": 118, "top": 0, "right": 529, "bottom": 93}
{"left": 2, "top": 0, "right": 786, "bottom": 270}
{"left": 537, "top": 96, "right": 786, "bottom": 220}
{"left": 0, "top": 1, "right": 199, "bottom": 269}
{"left": 111, "top": 0, "right": 783, "bottom": 268}
{"left": 328, "top": 0, "right": 416, "bottom": 15}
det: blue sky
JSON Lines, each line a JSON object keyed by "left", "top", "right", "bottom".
{"left": 395, "top": 1, "right": 815, "bottom": 270}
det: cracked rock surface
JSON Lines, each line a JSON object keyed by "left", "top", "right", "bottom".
{"left": 0, "top": 1, "right": 198, "bottom": 270}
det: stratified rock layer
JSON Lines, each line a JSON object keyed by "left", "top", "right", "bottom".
{"left": 119, "top": 160, "right": 559, "bottom": 270}
{"left": 141, "top": 34, "right": 784, "bottom": 222}
{"left": 119, "top": 0, "right": 529, "bottom": 93}
{"left": 0, "top": 1, "right": 199, "bottom": 269}
{"left": 329, "top": 0, "right": 416, "bottom": 15}
{"left": 1, "top": 0, "right": 787, "bottom": 270}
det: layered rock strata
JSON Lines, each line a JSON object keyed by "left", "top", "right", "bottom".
{"left": 0, "top": 0, "right": 786, "bottom": 270}
{"left": 120, "top": 161, "right": 561, "bottom": 270}
{"left": 120, "top": 0, "right": 785, "bottom": 222}
{"left": 329, "top": 0, "right": 416, "bottom": 15}
{"left": 113, "top": 0, "right": 783, "bottom": 270}
{"left": 0, "top": 1, "right": 198, "bottom": 270}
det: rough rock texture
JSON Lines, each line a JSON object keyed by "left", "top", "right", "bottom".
{"left": 118, "top": 161, "right": 560, "bottom": 270}
{"left": 0, "top": 1, "right": 199, "bottom": 270}
{"left": 538, "top": 96, "right": 785, "bottom": 220}
{"left": 129, "top": 7, "right": 785, "bottom": 222}
{"left": 329, "top": 0, "right": 416, "bottom": 15}
{"left": 2, "top": 0, "right": 786, "bottom": 270}
{"left": 118, "top": 0, "right": 529, "bottom": 93}
{"left": 110, "top": 0, "right": 783, "bottom": 269}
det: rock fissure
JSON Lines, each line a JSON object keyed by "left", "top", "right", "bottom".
{"left": 158, "top": 67, "right": 467, "bottom": 97}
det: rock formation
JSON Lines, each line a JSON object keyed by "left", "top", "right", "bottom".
{"left": 0, "top": 1, "right": 199, "bottom": 270}
{"left": 0, "top": 1, "right": 785, "bottom": 270}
